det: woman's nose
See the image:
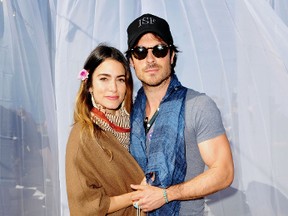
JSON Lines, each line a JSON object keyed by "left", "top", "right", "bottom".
{"left": 108, "top": 80, "right": 117, "bottom": 92}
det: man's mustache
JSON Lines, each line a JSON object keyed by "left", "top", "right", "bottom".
{"left": 144, "top": 63, "right": 160, "bottom": 70}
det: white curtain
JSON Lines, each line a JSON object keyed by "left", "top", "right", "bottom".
{"left": 1, "top": 0, "right": 288, "bottom": 215}
{"left": 0, "top": 0, "right": 59, "bottom": 216}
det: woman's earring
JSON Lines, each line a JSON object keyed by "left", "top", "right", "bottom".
{"left": 90, "top": 92, "right": 97, "bottom": 108}
{"left": 121, "top": 100, "right": 125, "bottom": 108}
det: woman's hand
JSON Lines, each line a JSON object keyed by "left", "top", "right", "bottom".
{"left": 130, "top": 184, "right": 166, "bottom": 212}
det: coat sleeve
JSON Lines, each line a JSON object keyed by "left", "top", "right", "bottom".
{"left": 65, "top": 123, "right": 110, "bottom": 216}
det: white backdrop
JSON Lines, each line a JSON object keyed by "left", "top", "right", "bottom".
{"left": 1, "top": 0, "right": 288, "bottom": 215}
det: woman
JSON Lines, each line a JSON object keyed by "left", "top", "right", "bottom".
{"left": 65, "top": 44, "right": 145, "bottom": 215}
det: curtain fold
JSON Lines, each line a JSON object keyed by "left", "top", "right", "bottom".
{"left": 0, "top": 0, "right": 59, "bottom": 216}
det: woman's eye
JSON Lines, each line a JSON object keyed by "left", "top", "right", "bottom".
{"left": 99, "top": 77, "right": 107, "bottom": 81}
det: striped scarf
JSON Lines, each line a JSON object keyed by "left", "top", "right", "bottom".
{"left": 91, "top": 106, "right": 130, "bottom": 150}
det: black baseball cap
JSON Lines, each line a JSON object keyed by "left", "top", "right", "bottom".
{"left": 127, "top": 13, "right": 174, "bottom": 49}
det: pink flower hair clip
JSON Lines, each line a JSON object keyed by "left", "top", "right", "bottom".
{"left": 78, "top": 69, "right": 89, "bottom": 81}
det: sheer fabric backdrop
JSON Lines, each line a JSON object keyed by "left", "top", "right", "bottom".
{"left": 1, "top": 0, "right": 288, "bottom": 215}
{"left": 0, "top": 0, "right": 59, "bottom": 216}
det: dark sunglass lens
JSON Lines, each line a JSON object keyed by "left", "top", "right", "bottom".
{"left": 133, "top": 47, "right": 147, "bottom": 60}
{"left": 152, "top": 45, "right": 169, "bottom": 58}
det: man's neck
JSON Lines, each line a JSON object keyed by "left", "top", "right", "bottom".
{"left": 143, "top": 77, "right": 171, "bottom": 119}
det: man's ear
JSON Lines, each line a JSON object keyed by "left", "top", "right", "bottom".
{"left": 129, "top": 58, "right": 134, "bottom": 68}
{"left": 170, "top": 51, "right": 175, "bottom": 65}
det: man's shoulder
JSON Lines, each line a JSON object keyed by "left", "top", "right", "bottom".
{"left": 185, "top": 88, "right": 207, "bottom": 102}
{"left": 185, "top": 88, "right": 219, "bottom": 113}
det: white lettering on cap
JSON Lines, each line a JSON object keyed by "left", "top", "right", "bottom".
{"left": 138, "top": 17, "right": 156, "bottom": 28}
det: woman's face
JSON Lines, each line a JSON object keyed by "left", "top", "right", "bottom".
{"left": 89, "top": 59, "right": 126, "bottom": 114}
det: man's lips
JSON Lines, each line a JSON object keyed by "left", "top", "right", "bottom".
{"left": 145, "top": 67, "right": 159, "bottom": 73}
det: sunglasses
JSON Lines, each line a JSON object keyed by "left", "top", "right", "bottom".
{"left": 130, "top": 44, "right": 172, "bottom": 60}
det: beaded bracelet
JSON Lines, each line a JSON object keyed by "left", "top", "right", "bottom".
{"left": 163, "top": 188, "right": 169, "bottom": 203}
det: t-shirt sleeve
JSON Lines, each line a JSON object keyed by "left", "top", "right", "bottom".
{"left": 192, "top": 95, "right": 226, "bottom": 144}
{"left": 65, "top": 124, "right": 110, "bottom": 216}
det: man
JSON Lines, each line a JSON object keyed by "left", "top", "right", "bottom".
{"left": 126, "top": 13, "right": 234, "bottom": 216}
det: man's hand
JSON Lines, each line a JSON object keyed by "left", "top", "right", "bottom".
{"left": 130, "top": 184, "right": 166, "bottom": 212}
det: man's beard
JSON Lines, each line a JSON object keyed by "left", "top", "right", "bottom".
{"left": 141, "top": 63, "right": 171, "bottom": 87}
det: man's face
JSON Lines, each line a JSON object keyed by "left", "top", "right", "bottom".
{"left": 130, "top": 33, "right": 175, "bottom": 87}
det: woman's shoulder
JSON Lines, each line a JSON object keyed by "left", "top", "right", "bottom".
{"left": 70, "top": 121, "right": 82, "bottom": 131}
{"left": 66, "top": 122, "right": 85, "bottom": 147}
{"left": 67, "top": 122, "right": 80, "bottom": 138}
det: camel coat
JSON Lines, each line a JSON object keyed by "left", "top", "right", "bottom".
{"left": 66, "top": 122, "right": 145, "bottom": 215}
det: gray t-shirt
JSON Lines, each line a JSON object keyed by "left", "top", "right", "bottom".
{"left": 179, "top": 89, "right": 226, "bottom": 216}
